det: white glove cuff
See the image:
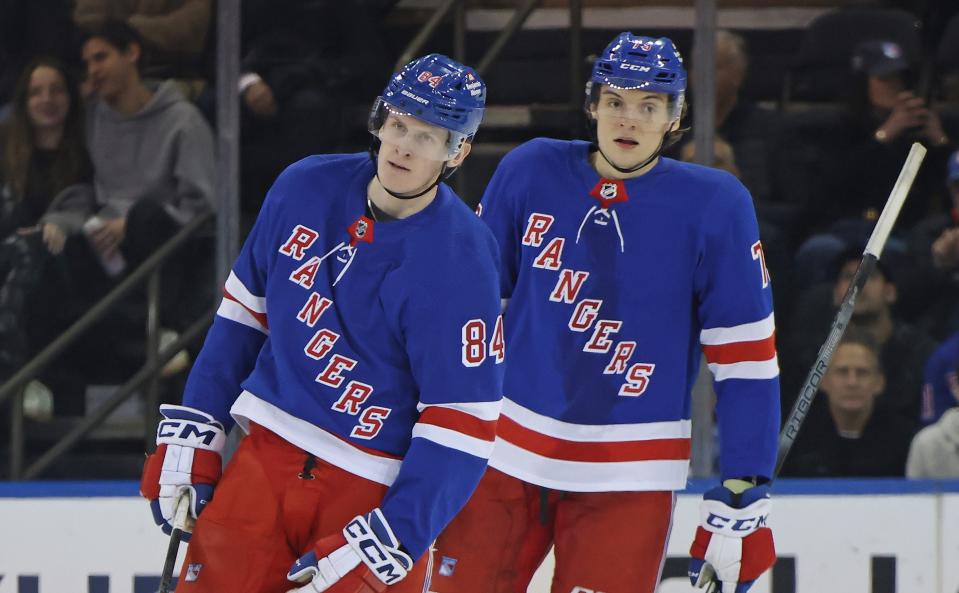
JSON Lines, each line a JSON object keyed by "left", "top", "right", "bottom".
{"left": 323, "top": 545, "right": 362, "bottom": 582}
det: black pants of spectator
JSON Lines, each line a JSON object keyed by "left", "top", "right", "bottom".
{"left": 105, "top": 198, "right": 204, "bottom": 331}
{"left": 50, "top": 199, "right": 183, "bottom": 325}
{"left": 0, "top": 231, "right": 50, "bottom": 372}
{"left": 122, "top": 198, "right": 180, "bottom": 267}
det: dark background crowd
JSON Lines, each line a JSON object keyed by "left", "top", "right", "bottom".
{"left": 0, "top": 0, "right": 957, "bottom": 481}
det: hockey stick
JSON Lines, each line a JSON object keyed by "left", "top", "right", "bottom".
{"left": 774, "top": 142, "right": 927, "bottom": 478}
{"left": 158, "top": 490, "right": 192, "bottom": 593}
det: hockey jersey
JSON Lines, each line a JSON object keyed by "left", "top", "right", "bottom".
{"left": 479, "top": 138, "right": 780, "bottom": 492}
{"left": 181, "top": 153, "right": 504, "bottom": 559}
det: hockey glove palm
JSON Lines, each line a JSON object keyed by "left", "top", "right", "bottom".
{"left": 688, "top": 481, "right": 776, "bottom": 593}
{"left": 140, "top": 404, "right": 225, "bottom": 540}
{"left": 287, "top": 508, "right": 413, "bottom": 593}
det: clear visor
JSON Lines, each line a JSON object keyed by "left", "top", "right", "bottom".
{"left": 369, "top": 99, "right": 467, "bottom": 161}
{"left": 594, "top": 96, "right": 681, "bottom": 128}
{"left": 593, "top": 85, "right": 683, "bottom": 128}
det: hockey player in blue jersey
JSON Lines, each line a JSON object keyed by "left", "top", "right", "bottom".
{"left": 431, "top": 33, "right": 778, "bottom": 593}
{"left": 139, "top": 54, "right": 505, "bottom": 593}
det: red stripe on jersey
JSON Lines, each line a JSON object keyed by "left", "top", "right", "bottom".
{"left": 701, "top": 334, "right": 776, "bottom": 365}
{"left": 223, "top": 288, "right": 269, "bottom": 330}
{"left": 497, "top": 416, "right": 690, "bottom": 462}
{"left": 418, "top": 407, "right": 497, "bottom": 442}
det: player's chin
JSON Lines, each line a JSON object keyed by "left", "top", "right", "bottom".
{"left": 600, "top": 142, "right": 650, "bottom": 167}
{"left": 608, "top": 152, "right": 654, "bottom": 171}
{"left": 380, "top": 172, "right": 430, "bottom": 195}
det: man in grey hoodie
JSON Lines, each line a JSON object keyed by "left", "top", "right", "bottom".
{"left": 80, "top": 20, "right": 214, "bottom": 275}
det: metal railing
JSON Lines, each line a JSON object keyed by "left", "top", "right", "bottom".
{"left": 393, "top": 1, "right": 591, "bottom": 137}
{"left": 395, "top": 0, "right": 585, "bottom": 87}
{"left": 394, "top": 0, "right": 462, "bottom": 71}
{"left": 2, "top": 211, "right": 215, "bottom": 479}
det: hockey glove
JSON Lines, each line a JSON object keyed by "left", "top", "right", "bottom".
{"left": 140, "top": 404, "right": 226, "bottom": 540}
{"left": 688, "top": 480, "right": 776, "bottom": 593}
{"left": 286, "top": 508, "right": 413, "bottom": 593}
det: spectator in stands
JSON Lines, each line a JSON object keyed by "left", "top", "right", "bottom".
{"left": 796, "top": 40, "right": 954, "bottom": 287}
{"left": 0, "top": 58, "right": 93, "bottom": 374}
{"left": 907, "top": 355, "right": 959, "bottom": 478}
{"left": 781, "top": 248, "right": 937, "bottom": 430}
{"left": 80, "top": 20, "right": 214, "bottom": 327}
{"left": 220, "top": 0, "right": 391, "bottom": 220}
{"left": 839, "top": 39, "right": 953, "bottom": 223}
{"left": 73, "top": 0, "right": 212, "bottom": 100}
{"left": 678, "top": 136, "right": 740, "bottom": 178}
{"left": 919, "top": 331, "right": 959, "bottom": 426}
{"left": 706, "top": 30, "right": 807, "bottom": 232}
{"left": 781, "top": 329, "right": 915, "bottom": 477}
{"left": 908, "top": 150, "right": 959, "bottom": 337}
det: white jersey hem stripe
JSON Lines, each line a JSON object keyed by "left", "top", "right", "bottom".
{"left": 700, "top": 312, "right": 775, "bottom": 345}
{"left": 708, "top": 356, "right": 780, "bottom": 381}
{"left": 230, "top": 391, "right": 401, "bottom": 486}
{"left": 489, "top": 438, "right": 689, "bottom": 492}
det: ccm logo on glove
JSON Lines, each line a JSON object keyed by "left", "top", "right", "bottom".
{"left": 704, "top": 511, "right": 768, "bottom": 532}
{"left": 699, "top": 497, "right": 771, "bottom": 537}
{"left": 345, "top": 517, "right": 406, "bottom": 584}
{"left": 158, "top": 420, "right": 222, "bottom": 447}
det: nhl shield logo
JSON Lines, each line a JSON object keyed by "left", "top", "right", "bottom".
{"left": 348, "top": 215, "right": 375, "bottom": 247}
{"left": 600, "top": 183, "right": 617, "bottom": 200}
{"left": 588, "top": 178, "right": 628, "bottom": 208}
{"left": 581, "top": 178, "right": 629, "bottom": 253}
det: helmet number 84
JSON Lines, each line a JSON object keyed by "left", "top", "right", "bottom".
{"left": 417, "top": 70, "right": 446, "bottom": 88}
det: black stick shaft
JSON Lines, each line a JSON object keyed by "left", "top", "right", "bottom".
{"left": 158, "top": 527, "right": 183, "bottom": 593}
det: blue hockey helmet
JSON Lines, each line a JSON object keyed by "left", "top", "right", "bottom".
{"left": 587, "top": 33, "right": 687, "bottom": 120}
{"left": 371, "top": 53, "right": 486, "bottom": 160}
